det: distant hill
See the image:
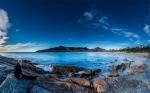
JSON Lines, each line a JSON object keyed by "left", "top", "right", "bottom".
{"left": 36, "top": 46, "right": 106, "bottom": 52}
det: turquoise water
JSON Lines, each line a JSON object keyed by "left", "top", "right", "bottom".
{"left": 0, "top": 52, "right": 148, "bottom": 74}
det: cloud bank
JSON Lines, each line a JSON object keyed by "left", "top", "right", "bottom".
{"left": 0, "top": 9, "right": 9, "bottom": 45}
{"left": 79, "top": 10, "right": 109, "bottom": 30}
{"left": 79, "top": 9, "right": 141, "bottom": 45}
{"left": 111, "top": 28, "right": 140, "bottom": 40}
{"left": 0, "top": 9, "right": 44, "bottom": 52}
{"left": 0, "top": 43, "right": 44, "bottom": 52}
{"left": 144, "top": 24, "right": 150, "bottom": 36}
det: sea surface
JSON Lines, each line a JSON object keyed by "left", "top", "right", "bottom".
{"left": 0, "top": 52, "right": 149, "bottom": 74}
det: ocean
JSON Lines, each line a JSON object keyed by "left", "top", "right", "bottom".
{"left": 0, "top": 52, "right": 148, "bottom": 75}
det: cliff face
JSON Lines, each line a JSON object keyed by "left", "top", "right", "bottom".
{"left": 37, "top": 46, "right": 106, "bottom": 52}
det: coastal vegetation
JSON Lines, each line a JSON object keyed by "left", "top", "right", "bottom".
{"left": 119, "top": 45, "right": 150, "bottom": 53}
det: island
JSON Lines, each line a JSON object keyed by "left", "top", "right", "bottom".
{"left": 36, "top": 46, "right": 106, "bottom": 52}
{"left": 37, "top": 45, "right": 150, "bottom": 53}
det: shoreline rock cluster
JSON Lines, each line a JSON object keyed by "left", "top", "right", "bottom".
{"left": 0, "top": 56, "right": 149, "bottom": 93}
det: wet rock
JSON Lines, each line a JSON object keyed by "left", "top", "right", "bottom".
{"left": 76, "top": 68, "right": 101, "bottom": 79}
{"left": 31, "top": 85, "right": 52, "bottom": 93}
{"left": 0, "top": 74, "right": 34, "bottom": 93}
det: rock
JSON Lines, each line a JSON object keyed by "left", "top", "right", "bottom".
{"left": 107, "top": 76, "right": 150, "bottom": 93}
{"left": 130, "top": 64, "right": 148, "bottom": 74}
{"left": 91, "top": 77, "right": 118, "bottom": 93}
{"left": 123, "top": 58, "right": 129, "bottom": 61}
{"left": 60, "top": 78, "right": 91, "bottom": 87}
{"left": 78, "top": 70, "right": 92, "bottom": 77}
{"left": 109, "top": 62, "right": 131, "bottom": 74}
{"left": 21, "top": 62, "right": 47, "bottom": 75}
{"left": 35, "top": 75, "right": 93, "bottom": 93}
{"left": 31, "top": 85, "right": 52, "bottom": 93}
{"left": 35, "top": 75, "right": 72, "bottom": 93}
{"left": 92, "top": 77, "right": 107, "bottom": 93}
{"left": 0, "top": 74, "right": 34, "bottom": 93}
{"left": 91, "top": 76, "right": 150, "bottom": 93}
{"left": 52, "top": 65, "right": 84, "bottom": 75}
{"left": 77, "top": 69, "right": 101, "bottom": 78}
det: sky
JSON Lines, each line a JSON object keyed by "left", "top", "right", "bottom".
{"left": 0, "top": 0, "right": 150, "bottom": 52}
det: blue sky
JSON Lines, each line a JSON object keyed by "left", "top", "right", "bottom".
{"left": 0, "top": 0, "right": 150, "bottom": 52}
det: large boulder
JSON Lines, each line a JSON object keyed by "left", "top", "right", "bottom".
{"left": 0, "top": 74, "right": 34, "bottom": 93}
{"left": 107, "top": 76, "right": 150, "bottom": 93}
{"left": 91, "top": 76, "right": 150, "bottom": 93}
{"left": 91, "top": 77, "right": 118, "bottom": 93}
{"left": 35, "top": 75, "right": 93, "bottom": 93}
{"left": 52, "top": 65, "right": 84, "bottom": 75}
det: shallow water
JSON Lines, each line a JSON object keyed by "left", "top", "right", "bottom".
{"left": 0, "top": 52, "right": 149, "bottom": 74}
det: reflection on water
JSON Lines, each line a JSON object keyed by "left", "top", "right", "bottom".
{"left": 0, "top": 52, "right": 148, "bottom": 74}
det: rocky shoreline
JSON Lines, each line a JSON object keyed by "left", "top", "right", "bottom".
{"left": 0, "top": 55, "right": 149, "bottom": 93}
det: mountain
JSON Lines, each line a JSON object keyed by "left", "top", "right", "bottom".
{"left": 36, "top": 46, "right": 106, "bottom": 52}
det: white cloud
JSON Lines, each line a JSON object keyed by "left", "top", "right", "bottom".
{"left": 16, "top": 29, "right": 20, "bottom": 32}
{"left": 98, "top": 16, "right": 109, "bottom": 25}
{"left": 85, "top": 41, "right": 130, "bottom": 50}
{"left": 0, "top": 43, "right": 44, "bottom": 52}
{"left": 0, "top": 9, "right": 47, "bottom": 52}
{"left": 147, "top": 40, "right": 150, "bottom": 43}
{"left": 134, "top": 40, "right": 142, "bottom": 45}
{"left": 111, "top": 28, "right": 140, "bottom": 39}
{"left": 122, "top": 31, "right": 140, "bottom": 39}
{"left": 83, "top": 12, "right": 94, "bottom": 21}
{"left": 0, "top": 9, "right": 9, "bottom": 45}
{"left": 144, "top": 24, "right": 150, "bottom": 36}
{"left": 111, "top": 28, "right": 123, "bottom": 35}
{"left": 79, "top": 10, "right": 109, "bottom": 30}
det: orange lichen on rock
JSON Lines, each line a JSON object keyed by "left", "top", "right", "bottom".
{"left": 91, "top": 78, "right": 107, "bottom": 93}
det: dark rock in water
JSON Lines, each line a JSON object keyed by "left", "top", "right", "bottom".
{"left": 116, "top": 63, "right": 127, "bottom": 72}
{"left": 77, "top": 68, "right": 101, "bottom": 79}
{"left": 108, "top": 74, "right": 119, "bottom": 77}
{"left": 31, "top": 85, "right": 52, "bottom": 93}
{"left": 109, "top": 62, "right": 131, "bottom": 74}
{"left": 0, "top": 74, "right": 34, "bottom": 93}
